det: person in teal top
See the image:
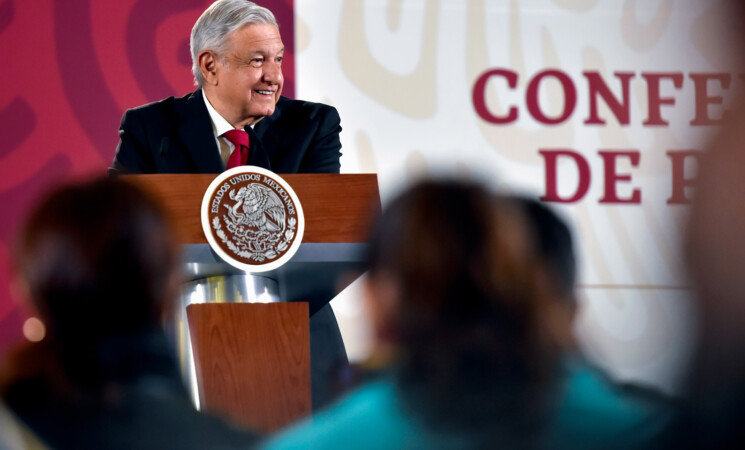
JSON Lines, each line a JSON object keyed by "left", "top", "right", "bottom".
{"left": 551, "top": 356, "right": 673, "bottom": 450}
{"left": 266, "top": 361, "right": 672, "bottom": 450}
{"left": 265, "top": 377, "right": 480, "bottom": 449}
{"left": 265, "top": 181, "right": 571, "bottom": 449}
{"left": 265, "top": 187, "right": 673, "bottom": 449}
{"left": 517, "top": 197, "right": 673, "bottom": 449}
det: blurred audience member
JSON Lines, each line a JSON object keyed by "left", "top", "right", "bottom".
{"left": 264, "top": 180, "right": 570, "bottom": 449}
{"left": 0, "top": 178, "right": 258, "bottom": 449}
{"left": 658, "top": 3, "right": 745, "bottom": 447}
{"left": 511, "top": 197, "right": 673, "bottom": 450}
{"left": 667, "top": 81, "right": 745, "bottom": 450}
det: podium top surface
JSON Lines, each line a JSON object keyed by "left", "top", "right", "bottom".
{"left": 125, "top": 174, "right": 381, "bottom": 244}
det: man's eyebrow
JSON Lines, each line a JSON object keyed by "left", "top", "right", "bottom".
{"left": 245, "top": 47, "right": 284, "bottom": 56}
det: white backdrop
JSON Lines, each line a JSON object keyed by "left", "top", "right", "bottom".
{"left": 295, "top": 0, "right": 741, "bottom": 394}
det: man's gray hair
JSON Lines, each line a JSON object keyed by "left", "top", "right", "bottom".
{"left": 190, "top": 0, "right": 279, "bottom": 87}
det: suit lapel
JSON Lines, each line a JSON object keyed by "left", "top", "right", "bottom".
{"left": 245, "top": 125, "right": 272, "bottom": 170}
{"left": 170, "top": 91, "right": 285, "bottom": 173}
{"left": 175, "top": 89, "right": 224, "bottom": 173}
{"left": 251, "top": 98, "right": 285, "bottom": 171}
{"left": 253, "top": 102, "right": 279, "bottom": 141}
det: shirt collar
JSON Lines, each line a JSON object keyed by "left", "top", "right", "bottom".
{"left": 202, "top": 89, "right": 237, "bottom": 136}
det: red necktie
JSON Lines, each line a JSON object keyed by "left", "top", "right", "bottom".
{"left": 223, "top": 129, "right": 250, "bottom": 169}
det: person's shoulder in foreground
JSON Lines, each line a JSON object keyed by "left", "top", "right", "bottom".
{"left": 550, "top": 356, "right": 676, "bottom": 450}
{"left": 261, "top": 378, "right": 476, "bottom": 450}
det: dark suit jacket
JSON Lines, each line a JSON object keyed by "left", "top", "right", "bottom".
{"left": 111, "top": 89, "right": 342, "bottom": 174}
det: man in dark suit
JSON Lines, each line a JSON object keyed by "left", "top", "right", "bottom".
{"left": 111, "top": 91, "right": 341, "bottom": 175}
{"left": 111, "top": 8, "right": 341, "bottom": 175}
{"left": 111, "top": 0, "right": 346, "bottom": 410}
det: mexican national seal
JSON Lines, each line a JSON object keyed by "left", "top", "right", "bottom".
{"left": 201, "top": 166, "right": 305, "bottom": 272}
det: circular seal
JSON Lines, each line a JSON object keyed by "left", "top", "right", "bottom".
{"left": 201, "top": 166, "right": 305, "bottom": 273}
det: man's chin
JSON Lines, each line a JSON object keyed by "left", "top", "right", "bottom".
{"left": 247, "top": 108, "right": 275, "bottom": 124}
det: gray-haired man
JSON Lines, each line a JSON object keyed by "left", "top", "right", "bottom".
{"left": 111, "top": 0, "right": 346, "bottom": 410}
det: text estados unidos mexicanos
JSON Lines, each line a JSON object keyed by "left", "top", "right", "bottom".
{"left": 211, "top": 175, "right": 297, "bottom": 215}
{"left": 263, "top": 176, "right": 296, "bottom": 216}
{"left": 211, "top": 182, "right": 231, "bottom": 213}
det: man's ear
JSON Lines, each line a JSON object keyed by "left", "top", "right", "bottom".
{"left": 198, "top": 50, "right": 219, "bottom": 86}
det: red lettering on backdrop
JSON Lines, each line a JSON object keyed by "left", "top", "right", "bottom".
{"left": 539, "top": 150, "right": 591, "bottom": 203}
{"left": 599, "top": 151, "right": 642, "bottom": 204}
{"left": 467, "top": 70, "right": 729, "bottom": 207}
{"left": 584, "top": 71, "right": 634, "bottom": 125}
{"left": 642, "top": 72, "right": 684, "bottom": 126}
{"left": 690, "top": 73, "right": 731, "bottom": 126}
{"left": 667, "top": 150, "right": 702, "bottom": 204}
{"left": 472, "top": 69, "right": 741, "bottom": 127}
{"left": 472, "top": 69, "right": 519, "bottom": 124}
{"left": 527, "top": 70, "right": 577, "bottom": 125}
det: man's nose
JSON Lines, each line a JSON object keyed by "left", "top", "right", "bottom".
{"left": 263, "top": 61, "right": 282, "bottom": 83}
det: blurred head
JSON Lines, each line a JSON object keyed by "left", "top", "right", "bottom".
{"left": 672, "top": 6, "right": 745, "bottom": 446}
{"left": 15, "top": 177, "right": 179, "bottom": 344}
{"left": 364, "top": 180, "right": 569, "bottom": 439}
{"left": 682, "top": 77, "right": 745, "bottom": 447}
{"left": 509, "top": 197, "right": 577, "bottom": 313}
{"left": 192, "top": 0, "right": 283, "bottom": 128}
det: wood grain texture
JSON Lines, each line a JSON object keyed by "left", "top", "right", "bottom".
{"left": 124, "top": 174, "right": 381, "bottom": 244}
{"left": 187, "top": 303, "right": 311, "bottom": 432}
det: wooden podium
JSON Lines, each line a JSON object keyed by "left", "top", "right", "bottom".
{"left": 127, "top": 174, "right": 380, "bottom": 432}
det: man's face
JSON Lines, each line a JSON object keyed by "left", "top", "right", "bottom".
{"left": 211, "top": 23, "right": 284, "bottom": 127}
